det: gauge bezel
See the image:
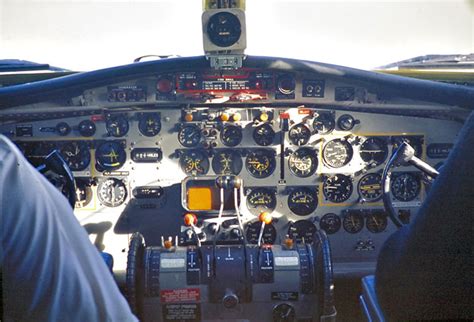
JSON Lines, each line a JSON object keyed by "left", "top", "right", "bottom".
{"left": 220, "top": 125, "right": 243, "bottom": 147}
{"left": 319, "top": 213, "right": 342, "bottom": 234}
{"left": 105, "top": 115, "right": 129, "bottom": 137}
{"left": 323, "top": 174, "right": 353, "bottom": 203}
{"left": 287, "top": 186, "right": 318, "bottom": 216}
{"left": 179, "top": 149, "right": 210, "bottom": 175}
{"left": 359, "top": 137, "right": 389, "bottom": 166}
{"left": 287, "top": 220, "right": 317, "bottom": 243}
{"left": 342, "top": 211, "right": 364, "bottom": 234}
{"left": 60, "top": 141, "right": 91, "bottom": 171}
{"left": 391, "top": 172, "right": 421, "bottom": 202}
{"left": 245, "top": 149, "right": 276, "bottom": 178}
{"left": 211, "top": 149, "right": 243, "bottom": 175}
{"left": 288, "top": 147, "right": 318, "bottom": 178}
{"left": 288, "top": 123, "right": 311, "bottom": 146}
{"left": 253, "top": 123, "right": 275, "bottom": 146}
{"left": 138, "top": 113, "right": 161, "bottom": 137}
{"left": 95, "top": 141, "right": 126, "bottom": 171}
{"left": 97, "top": 178, "right": 128, "bottom": 207}
{"left": 246, "top": 187, "right": 277, "bottom": 214}
{"left": 178, "top": 124, "right": 202, "bottom": 148}
{"left": 312, "top": 111, "right": 335, "bottom": 134}
{"left": 322, "top": 139, "right": 353, "bottom": 168}
{"left": 357, "top": 172, "right": 383, "bottom": 202}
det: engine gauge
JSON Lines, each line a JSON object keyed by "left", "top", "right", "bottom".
{"left": 342, "top": 211, "right": 364, "bottom": 234}
{"left": 288, "top": 187, "right": 317, "bottom": 216}
{"left": 359, "top": 137, "right": 388, "bottom": 166}
{"left": 105, "top": 115, "right": 129, "bottom": 137}
{"left": 391, "top": 172, "right": 420, "bottom": 202}
{"left": 179, "top": 150, "right": 209, "bottom": 175}
{"left": 312, "top": 112, "right": 335, "bottom": 134}
{"left": 366, "top": 211, "right": 388, "bottom": 233}
{"left": 245, "top": 149, "right": 276, "bottom": 178}
{"left": 60, "top": 141, "right": 90, "bottom": 171}
{"left": 138, "top": 113, "right": 161, "bottom": 137}
{"left": 178, "top": 124, "right": 202, "bottom": 147}
{"left": 212, "top": 150, "right": 242, "bottom": 175}
{"left": 288, "top": 124, "right": 311, "bottom": 146}
{"left": 288, "top": 220, "right": 317, "bottom": 243}
{"left": 253, "top": 123, "right": 275, "bottom": 146}
{"left": 246, "top": 221, "right": 276, "bottom": 245}
{"left": 323, "top": 139, "right": 353, "bottom": 168}
{"left": 220, "top": 125, "right": 242, "bottom": 147}
{"left": 319, "top": 213, "right": 341, "bottom": 234}
{"left": 358, "top": 173, "right": 383, "bottom": 202}
{"left": 246, "top": 188, "right": 277, "bottom": 213}
{"left": 288, "top": 148, "right": 318, "bottom": 178}
{"left": 323, "top": 174, "right": 353, "bottom": 203}
{"left": 97, "top": 178, "right": 127, "bottom": 207}
{"left": 95, "top": 141, "right": 126, "bottom": 171}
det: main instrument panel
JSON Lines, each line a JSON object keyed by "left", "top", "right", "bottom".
{"left": 0, "top": 64, "right": 464, "bottom": 279}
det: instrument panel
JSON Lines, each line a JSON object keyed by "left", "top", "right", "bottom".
{"left": 1, "top": 102, "right": 461, "bottom": 276}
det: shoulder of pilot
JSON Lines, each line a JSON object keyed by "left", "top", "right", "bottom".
{"left": 0, "top": 134, "right": 24, "bottom": 166}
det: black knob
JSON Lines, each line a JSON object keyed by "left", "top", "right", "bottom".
{"left": 222, "top": 291, "right": 239, "bottom": 309}
{"left": 56, "top": 122, "right": 71, "bottom": 136}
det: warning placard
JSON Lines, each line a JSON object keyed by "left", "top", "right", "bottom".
{"left": 160, "top": 288, "right": 200, "bottom": 303}
{"left": 163, "top": 304, "right": 201, "bottom": 321}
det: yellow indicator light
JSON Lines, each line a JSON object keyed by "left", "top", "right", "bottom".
{"left": 220, "top": 113, "right": 230, "bottom": 122}
{"left": 232, "top": 112, "right": 242, "bottom": 122}
{"left": 188, "top": 187, "right": 213, "bottom": 211}
{"left": 260, "top": 112, "right": 269, "bottom": 122}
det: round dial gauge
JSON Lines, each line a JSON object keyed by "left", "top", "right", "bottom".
{"left": 366, "top": 211, "right": 388, "bottom": 233}
{"left": 95, "top": 141, "right": 126, "bottom": 171}
{"left": 319, "top": 213, "right": 342, "bottom": 234}
{"left": 323, "top": 139, "right": 353, "bottom": 168}
{"left": 97, "top": 178, "right": 127, "bottom": 207}
{"left": 360, "top": 137, "right": 388, "bottom": 166}
{"left": 207, "top": 11, "right": 242, "bottom": 48}
{"left": 246, "top": 188, "right": 277, "bottom": 214}
{"left": 180, "top": 150, "right": 209, "bottom": 175}
{"left": 312, "top": 112, "right": 335, "bottom": 134}
{"left": 342, "top": 211, "right": 364, "bottom": 234}
{"left": 245, "top": 221, "right": 276, "bottom": 245}
{"left": 288, "top": 187, "right": 317, "bottom": 216}
{"left": 178, "top": 125, "right": 202, "bottom": 147}
{"left": 105, "top": 115, "right": 129, "bottom": 137}
{"left": 60, "top": 141, "right": 90, "bottom": 171}
{"left": 391, "top": 172, "right": 420, "bottom": 202}
{"left": 253, "top": 123, "right": 275, "bottom": 146}
{"left": 74, "top": 178, "right": 93, "bottom": 209}
{"left": 221, "top": 125, "right": 242, "bottom": 147}
{"left": 212, "top": 150, "right": 242, "bottom": 175}
{"left": 78, "top": 120, "right": 96, "bottom": 137}
{"left": 138, "top": 113, "right": 161, "bottom": 137}
{"left": 323, "top": 174, "right": 353, "bottom": 203}
{"left": 288, "top": 220, "right": 317, "bottom": 243}
{"left": 358, "top": 173, "right": 383, "bottom": 202}
{"left": 245, "top": 149, "right": 276, "bottom": 178}
{"left": 288, "top": 148, "right": 318, "bottom": 178}
{"left": 288, "top": 124, "right": 311, "bottom": 146}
